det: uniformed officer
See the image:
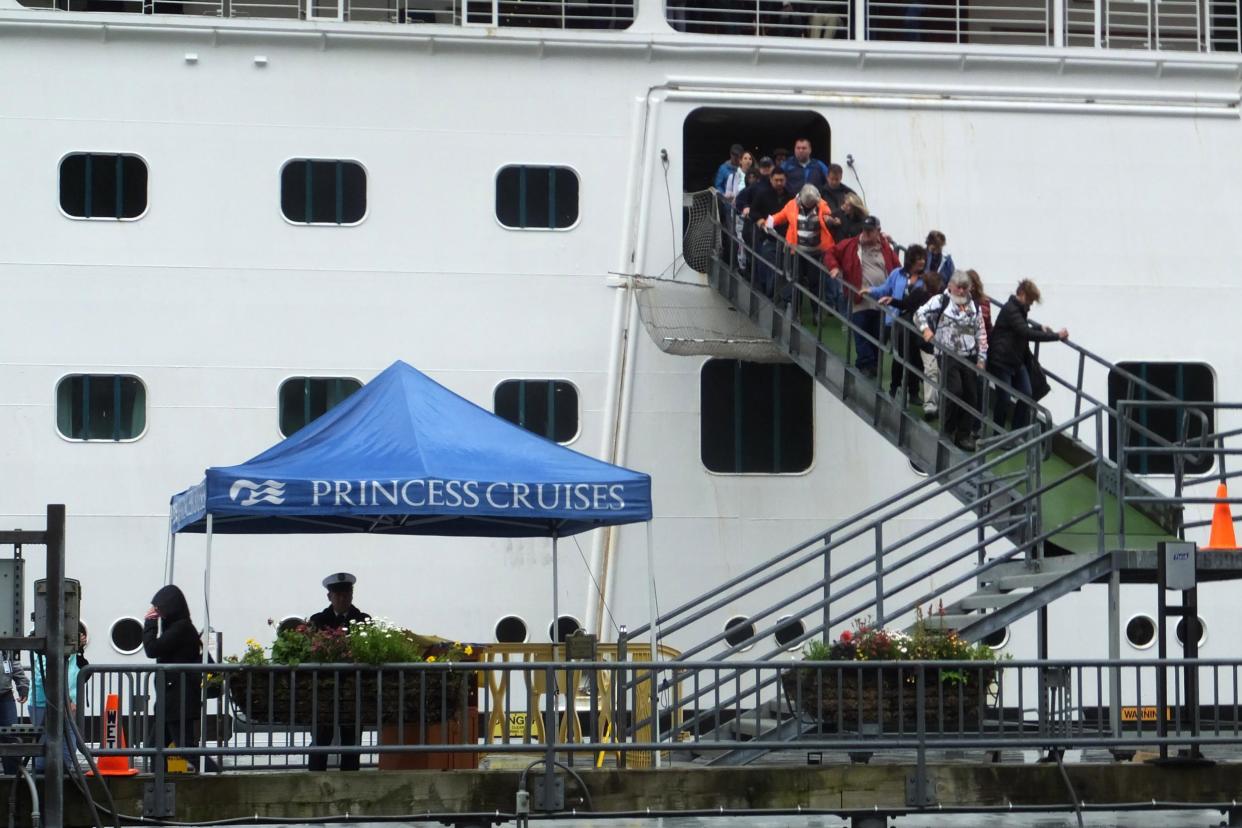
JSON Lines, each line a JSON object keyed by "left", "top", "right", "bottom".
{"left": 308, "top": 573, "right": 371, "bottom": 631}
{"left": 307, "top": 573, "right": 370, "bottom": 771}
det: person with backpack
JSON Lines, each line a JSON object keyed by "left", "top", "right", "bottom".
{"left": 915, "top": 271, "right": 988, "bottom": 451}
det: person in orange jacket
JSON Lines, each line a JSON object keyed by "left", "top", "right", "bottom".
{"left": 759, "top": 185, "right": 835, "bottom": 305}
{"left": 761, "top": 184, "right": 835, "bottom": 251}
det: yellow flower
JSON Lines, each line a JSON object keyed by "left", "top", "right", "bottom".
{"left": 464, "top": 645, "right": 474, "bottom": 656}
{"left": 426, "top": 655, "right": 437, "bottom": 662}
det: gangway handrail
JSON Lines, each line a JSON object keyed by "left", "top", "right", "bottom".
{"left": 711, "top": 195, "right": 1058, "bottom": 450}
{"left": 623, "top": 417, "right": 1046, "bottom": 642}
{"left": 621, "top": 408, "right": 1108, "bottom": 728}
{"left": 710, "top": 187, "right": 1207, "bottom": 478}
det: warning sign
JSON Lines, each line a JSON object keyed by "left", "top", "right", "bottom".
{"left": 491, "top": 712, "right": 530, "bottom": 739}
{"left": 1120, "top": 706, "right": 1173, "bottom": 722}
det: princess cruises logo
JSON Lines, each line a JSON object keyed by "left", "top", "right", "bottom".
{"left": 228, "top": 479, "right": 287, "bottom": 506}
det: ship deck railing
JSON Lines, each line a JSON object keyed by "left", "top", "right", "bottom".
{"left": 7, "top": 0, "right": 1240, "bottom": 56}
{"left": 68, "top": 656, "right": 1242, "bottom": 774}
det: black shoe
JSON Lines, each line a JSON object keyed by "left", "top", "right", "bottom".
{"left": 954, "top": 434, "right": 978, "bottom": 452}
{"left": 922, "top": 407, "right": 938, "bottom": 421}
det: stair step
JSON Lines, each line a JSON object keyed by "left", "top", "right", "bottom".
{"left": 728, "top": 717, "right": 784, "bottom": 738}
{"left": 954, "top": 591, "right": 1028, "bottom": 611}
{"left": 983, "top": 555, "right": 1095, "bottom": 579}
{"left": 993, "top": 571, "right": 1073, "bottom": 590}
{"left": 904, "top": 613, "right": 979, "bottom": 633}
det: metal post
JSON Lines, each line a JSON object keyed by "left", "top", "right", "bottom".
{"left": 616, "top": 627, "right": 628, "bottom": 770}
{"left": 45, "top": 504, "right": 66, "bottom": 828}
{"left": 1118, "top": 408, "right": 1129, "bottom": 549}
{"left": 915, "top": 664, "right": 927, "bottom": 807}
{"left": 552, "top": 531, "right": 560, "bottom": 661}
{"left": 1097, "top": 410, "right": 1122, "bottom": 739}
{"left": 852, "top": 0, "right": 865, "bottom": 39}
{"left": 873, "top": 525, "right": 885, "bottom": 624}
{"left": 645, "top": 520, "right": 662, "bottom": 769}
{"left": 1093, "top": 0, "right": 1103, "bottom": 46}
{"left": 201, "top": 512, "right": 214, "bottom": 773}
{"left": 1156, "top": 547, "right": 1169, "bottom": 759}
{"left": 543, "top": 665, "right": 558, "bottom": 811}
{"left": 1053, "top": 0, "right": 1064, "bottom": 46}
{"left": 822, "top": 535, "right": 832, "bottom": 644}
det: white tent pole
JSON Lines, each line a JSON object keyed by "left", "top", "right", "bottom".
{"left": 645, "top": 519, "right": 661, "bottom": 769}
{"left": 200, "top": 512, "right": 213, "bottom": 774}
{"left": 165, "top": 513, "right": 177, "bottom": 584}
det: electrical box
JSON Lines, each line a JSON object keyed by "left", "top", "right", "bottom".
{"left": 34, "top": 577, "right": 81, "bottom": 650}
{"left": 1160, "top": 541, "right": 1197, "bottom": 591}
{"left": 0, "top": 559, "right": 23, "bottom": 638}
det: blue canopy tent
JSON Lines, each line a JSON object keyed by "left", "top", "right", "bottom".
{"left": 167, "top": 360, "right": 655, "bottom": 665}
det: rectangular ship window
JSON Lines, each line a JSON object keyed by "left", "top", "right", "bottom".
{"left": 59, "top": 153, "right": 148, "bottom": 220}
{"left": 494, "top": 379, "right": 579, "bottom": 443}
{"left": 495, "top": 166, "right": 579, "bottom": 230}
{"left": 1107, "top": 361, "right": 1214, "bottom": 475}
{"left": 280, "top": 160, "right": 367, "bottom": 225}
{"left": 56, "top": 375, "right": 147, "bottom": 440}
{"left": 279, "top": 376, "right": 362, "bottom": 437}
{"left": 701, "top": 359, "right": 813, "bottom": 474}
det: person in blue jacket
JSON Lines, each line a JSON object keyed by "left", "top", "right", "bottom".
{"left": 781, "top": 138, "right": 830, "bottom": 194}
{"left": 29, "top": 622, "right": 86, "bottom": 773}
{"left": 925, "top": 230, "right": 955, "bottom": 281}
{"left": 713, "top": 144, "right": 744, "bottom": 191}
{"left": 873, "top": 244, "right": 928, "bottom": 399}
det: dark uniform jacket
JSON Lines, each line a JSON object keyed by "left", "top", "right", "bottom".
{"left": 988, "top": 295, "right": 1061, "bottom": 372}
{"left": 142, "top": 585, "right": 201, "bottom": 725}
{"left": 308, "top": 605, "right": 371, "bottom": 631}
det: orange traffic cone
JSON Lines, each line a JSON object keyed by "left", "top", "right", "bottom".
{"left": 1203, "top": 483, "right": 1238, "bottom": 550}
{"left": 87, "top": 693, "right": 139, "bottom": 776}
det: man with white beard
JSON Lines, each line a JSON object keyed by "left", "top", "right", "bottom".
{"left": 915, "top": 271, "right": 988, "bottom": 452}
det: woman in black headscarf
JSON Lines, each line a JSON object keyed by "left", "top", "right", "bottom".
{"left": 143, "top": 585, "right": 203, "bottom": 758}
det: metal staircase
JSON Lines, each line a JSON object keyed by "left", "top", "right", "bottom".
{"left": 617, "top": 194, "right": 1242, "bottom": 763}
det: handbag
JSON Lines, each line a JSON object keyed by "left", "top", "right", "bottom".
{"left": 1028, "top": 353, "right": 1051, "bottom": 401}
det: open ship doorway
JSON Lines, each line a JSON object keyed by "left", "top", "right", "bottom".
{"left": 682, "top": 107, "right": 832, "bottom": 191}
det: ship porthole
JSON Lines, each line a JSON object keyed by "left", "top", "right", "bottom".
{"left": 495, "top": 615, "right": 528, "bottom": 644}
{"left": 1125, "top": 614, "right": 1157, "bottom": 650}
{"left": 277, "top": 616, "right": 304, "bottom": 634}
{"left": 981, "top": 626, "right": 1009, "bottom": 650}
{"left": 109, "top": 617, "right": 144, "bottom": 655}
{"left": 774, "top": 616, "right": 805, "bottom": 650}
{"left": 549, "top": 616, "right": 581, "bottom": 644}
{"left": 1175, "top": 616, "right": 1207, "bottom": 648}
{"left": 723, "top": 616, "right": 755, "bottom": 650}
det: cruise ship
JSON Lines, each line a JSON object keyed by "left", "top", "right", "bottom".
{"left": 1, "top": 0, "right": 1239, "bottom": 672}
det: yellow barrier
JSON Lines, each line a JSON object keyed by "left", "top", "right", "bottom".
{"left": 479, "top": 642, "right": 681, "bottom": 767}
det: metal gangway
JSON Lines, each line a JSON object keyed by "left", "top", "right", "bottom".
{"left": 615, "top": 192, "right": 1242, "bottom": 763}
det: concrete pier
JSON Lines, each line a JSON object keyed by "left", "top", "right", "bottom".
{"left": 35, "top": 762, "right": 1242, "bottom": 826}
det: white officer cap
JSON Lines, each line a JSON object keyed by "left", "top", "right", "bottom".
{"left": 322, "top": 572, "right": 357, "bottom": 591}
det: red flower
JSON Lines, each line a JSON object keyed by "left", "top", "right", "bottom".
{"left": 840, "top": 630, "right": 853, "bottom": 643}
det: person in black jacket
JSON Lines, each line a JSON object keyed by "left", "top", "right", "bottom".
{"left": 143, "top": 584, "right": 206, "bottom": 765}
{"left": 987, "top": 279, "right": 1068, "bottom": 430}
{"left": 308, "top": 573, "right": 370, "bottom": 771}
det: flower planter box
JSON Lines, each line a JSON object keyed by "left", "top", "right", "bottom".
{"left": 227, "top": 668, "right": 472, "bottom": 728}
{"left": 781, "top": 664, "right": 994, "bottom": 733}
{"left": 377, "top": 715, "right": 479, "bottom": 770}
